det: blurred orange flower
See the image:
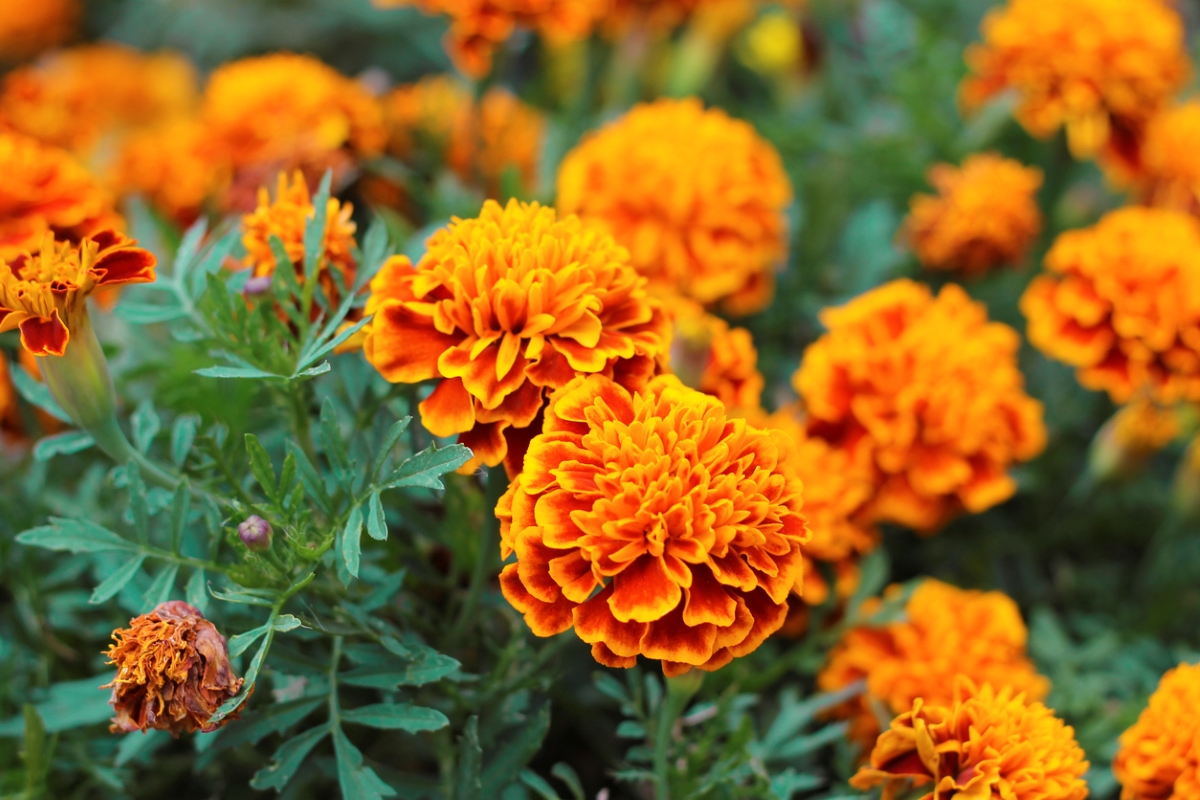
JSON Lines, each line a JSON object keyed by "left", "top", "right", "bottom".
{"left": 850, "top": 677, "right": 1088, "bottom": 800}
{"left": 1127, "top": 101, "right": 1200, "bottom": 212}
{"left": 662, "top": 295, "right": 763, "bottom": 412}
{"left": 1114, "top": 661, "right": 1200, "bottom": 800}
{"left": 1022, "top": 207, "right": 1200, "bottom": 405}
{"left": 961, "top": 0, "right": 1189, "bottom": 160}
{"left": 110, "top": 117, "right": 229, "bottom": 226}
{"left": 904, "top": 153, "right": 1043, "bottom": 275}
{"left": 795, "top": 280, "right": 1046, "bottom": 532}
{"left": 0, "top": 0, "right": 78, "bottom": 61}
{"left": 1089, "top": 399, "right": 1181, "bottom": 482}
{"left": 102, "top": 601, "right": 245, "bottom": 736}
{"left": 364, "top": 199, "right": 670, "bottom": 475}
{"left": 498, "top": 373, "right": 809, "bottom": 675}
{"left": 557, "top": 98, "right": 791, "bottom": 316}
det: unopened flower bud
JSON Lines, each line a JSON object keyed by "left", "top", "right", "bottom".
{"left": 238, "top": 515, "right": 272, "bottom": 551}
{"left": 243, "top": 274, "right": 273, "bottom": 295}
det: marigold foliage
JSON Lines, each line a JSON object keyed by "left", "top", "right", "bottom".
{"left": 1022, "top": 207, "right": 1200, "bottom": 406}
{"left": 102, "top": 601, "right": 245, "bottom": 736}
{"left": 364, "top": 199, "right": 670, "bottom": 474}
{"left": 960, "top": 0, "right": 1189, "bottom": 159}
{"left": 1113, "top": 662, "right": 1200, "bottom": 800}
{"left": 663, "top": 295, "right": 763, "bottom": 412}
{"left": 795, "top": 279, "right": 1046, "bottom": 532}
{"left": 557, "top": 98, "right": 792, "bottom": 316}
{"left": 850, "top": 677, "right": 1089, "bottom": 800}
{"left": 497, "top": 373, "right": 809, "bottom": 675}
{"left": 0, "top": 0, "right": 77, "bottom": 61}
{"left": 904, "top": 153, "right": 1043, "bottom": 275}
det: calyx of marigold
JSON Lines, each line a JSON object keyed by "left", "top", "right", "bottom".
{"left": 238, "top": 515, "right": 273, "bottom": 551}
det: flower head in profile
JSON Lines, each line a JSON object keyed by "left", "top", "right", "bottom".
{"left": 110, "top": 118, "right": 229, "bottom": 226}
{"left": 819, "top": 580, "right": 1050, "bottom": 747}
{"left": 364, "top": 199, "right": 670, "bottom": 475}
{"left": 0, "top": 0, "right": 77, "bottom": 61}
{"left": 961, "top": 0, "right": 1189, "bottom": 159}
{"left": 102, "top": 601, "right": 246, "bottom": 736}
{"left": 1021, "top": 207, "right": 1200, "bottom": 405}
{"left": 850, "top": 677, "right": 1088, "bottom": 800}
{"left": 904, "top": 153, "right": 1043, "bottom": 275}
{"left": 0, "top": 231, "right": 155, "bottom": 356}
{"left": 498, "top": 374, "right": 809, "bottom": 675}
{"left": 663, "top": 295, "right": 763, "bottom": 412}
{"left": 557, "top": 98, "right": 792, "bottom": 316}
{"left": 1113, "top": 661, "right": 1200, "bottom": 800}
{"left": 795, "top": 280, "right": 1046, "bottom": 532}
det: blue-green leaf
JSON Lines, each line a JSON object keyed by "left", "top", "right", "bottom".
{"left": 131, "top": 400, "right": 161, "bottom": 453}
{"left": 90, "top": 555, "right": 147, "bottom": 604}
{"left": 340, "top": 703, "right": 449, "bottom": 732}
{"left": 17, "top": 519, "right": 136, "bottom": 553}
{"left": 366, "top": 490, "right": 387, "bottom": 541}
{"left": 143, "top": 562, "right": 180, "bottom": 607}
{"left": 11, "top": 366, "right": 70, "bottom": 423}
{"left": 170, "top": 413, "right": 200, "bottom": 467}
{"left": 186, "top": 568, "right": 208, "bottom": 614}
{"left": 339, "top": 504, "right": 363, "bottom": 579}
{"left": 249, "top": 723, "right": 330, "bottom": 791}
{"left": 195, "top": 365, "right": 282, "bottom": 379}
{"left": 384, "top": 444, "right": 473, "bottom": 490}
{"left": 33, "top": 431, "right": 94, "bottom": 461}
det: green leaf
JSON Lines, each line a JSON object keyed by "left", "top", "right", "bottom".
{"left": 249, "top": 723, "right": 330, "bottom": 791}
{"left": 292, "top": 361, "right": 332, "bottom": 379}
{"left": 195, "top": 365, "right": 282, "bottom": 379}
{"left": 173, "top": 217, "right": 208, "bottom": 282}
{"left": 210, "top": 623, "right": 271, "bottom": 724}
{"left": 209, "top": 586, "right": 276, "bottom": 606}
{"left": 285, "top": 440, "right": 332, "bottom": 515}
{"left": 482, "top": 702, "right": 551, "bottom": 797}
{"left": 755, "top": 684, "right": 864, "bottom": 760}
{"left": 341, "top": 703, "right": 449, "bottom": 732}
{"left": 846, "top": 548, "right": 889, "bottom": 621}
{"left": 339, "top": 652, "right": 460, "bottom": 689}
{"left": 303, "top": 170, "right": 333, "bottom": 284}
{"left": 339, "top": 504, "right": 363, "bottom": 579}
{"left": 296, "top": 315, "right": 372, "bottom": 372}
{"left": 190, "top": 225, "right": 239, "bottom": 297}
{"left": 115, "top": 729, "right": 169, "bottom": 767}
{"left": 520, "top": 770, "right": 562, "bottom": 800}
{"left": 33, "top": 431, "right": 95, "bottom": 461}
{"left": 169, "top": 480, "right": 191, "bottom": 554}
{"left": 384, "top": 444, "right": 473, "bottom": 490}
{"left": 170, "top": 413, "right": 200, "bottom": 467}
{"left": 0, "top": 678, "right": 114, "bottom": 736}
{"left": 17, "top": 518, "right": 136, "bottom": 553}
{"left": 131, "top": 400, "right": 161, "bottom": 453}
{"left": 371, "top": 417, "right": 411, "bottom": 477}
{"left": 366, "top": 491, "right": 387, "bottom": 541}
{"left": 186, "top": 568, "right": 208, "bottom": 614}
{"left": 203, "top": 697, "right": 322, "bottom": 761}
{"left": 19, "top": 705, "right": 50, "bottom": 797}
{"left": 142, "top": 562, "right": 180, "bottom": 607}
{"left": 127, "top": 462, "right": 149, "bottom": 544}
{"left": 228, "top": 622, "right": 272, "bottom": 658}
{"left": 550, "top": 764, "right": 585, "bottom": 800}
{"left": 333, "top": 726, "right": 397, "bottom": 800}
{"left": 116, "top": 302, "right": 188, "bottom": 324}
{"left": 358, "top": 217, "right": 391, "bottom": 288}
{"left": 274, "top": 614, "right": 303, "bottom": 632}
{"left": 454, "top": 716, "right": 482, "bottom": 800}
{"left": 770, "top": 769, "right": 823, "bottom": 799}
{"left": 10, "top": 365, "right": 70, "bottom": 423}
{"left": 245, "top": 434, "right": 278, "bottom": 503}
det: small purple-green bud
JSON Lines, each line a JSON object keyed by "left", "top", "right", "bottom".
{"left": 238, "top": 515, "right": 272, "bottom": 552}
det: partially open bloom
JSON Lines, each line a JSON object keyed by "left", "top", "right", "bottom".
{"left": 557, "top": 98, "right": 792, "bottom": 316}
{"left": 1113, "top": 662, "right": 1200, "bottom": 800}
{"left": 498, "top": 374, "right": 809, "bottom": 675}
{"left": 102, "top": 601, "right": 245, "bottom": 736}
{"left": 1022, "top": 208, "right": 1200, "bottom": 405}
{"left": 1088, "top": 400, "right": 1181, "bottom": 482}
{"left": 364, "top": 199, "right": 669, "bottom": 475}
{"left": 663, "top": 295, "right": 763, "bottom": 412}
{"left": 961, "top": 0, "right": 1189, "bottom": 160}
{"left": 850, "top": 677, "right": 1088, "bottom": 800}
{"left": 795, "top": 280, "right": 1046, "bottom": 532}
{"left": 0, "top": 132, "right": 123, "bottom": 261}
{"left": 110, "top": 117, "right": 229, "bottom": 226}
{"left": 0, "top": 0, "right": 78, "bottom": 61}
{"left": 903, "top": 153, "right": 1043, "bottom": 275}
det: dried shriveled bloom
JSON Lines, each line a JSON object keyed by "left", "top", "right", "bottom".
{"left": 960, "top": 0, "right": 1189, "bottom": 160}
{"left": 363, "top": 199, "right": 670, "bottom": 475}
{"left": 819, "top": 580, "right": 1050, "bottom": 747}
{"left": 0, "top": 0, "right": 77, "bottom": 61}
{"left": 110, "top": 118, "right": 230, "bottom": 226}
{"left": 498, "top": 374, "right": 809, "bottom": 675}
{"left": 663, "top": 295, "right": 763, "bottom": 412}
{"left": 0, "top": 132, "right": 123, "bottom": 261}
{"left": 850, "top": 677, "right": 1089, "bottom": 800}
{"left": 1022, "top": 207, "right": 1200, "bottom": 405}
{"left": 557, "top": 98, "right": 792, "bottom": 316}
{"left": 103, "top": 601, "right": 245, "bottom": 736}
{"left": 904, "top": 153, "right": 1043, "bottom": 275}
{"left": 1089, "top": 399, "right": 1181, "bottom": 482}
{"left": 795, "top": 280, "right": 1046, "bottom": 532}
{"left": 1113, "top": 662, "right": 1200, "bottom": 800}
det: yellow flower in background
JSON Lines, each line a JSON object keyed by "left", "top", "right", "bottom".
{"left": 1113, "top": 661, "right": 1200, "bottom": 800}
{"left": 558, "top": 98, "right": 791, "bottom": 316}
{"left": 662, "top": 294, "right": 763, "bottom": 412}
{"left": 737, "top": 10, "right": 803, "bottom": 77}
{"left": 904, "top": 153, "right": 1043, "bottom": 275}
{"left": 0, "top": 0, "right": 78, "bottom": 62}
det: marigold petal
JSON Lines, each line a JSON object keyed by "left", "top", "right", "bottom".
{"left": 608, "top": 554, "right": 683, "bottom": 624}
{"left": 574, "top": 585, "right": 646, "bottom": 657}
{"left": 499, "top": 563, "right": 574, "bottom": 636}
{"left": 640, "top": 604, "right": 717, "bottom": 666}
{"left": 367, "top": 301, "right": 461, "bottom": 383}
{"left": 419, "top": 378, "right": 476, "bottom": 438}
{"left": 19, "top": 312, "right": 69, "bottom": 357}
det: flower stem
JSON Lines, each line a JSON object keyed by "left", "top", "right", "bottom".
{"left": 653, "top": 670, "right": 703, "bottom": 800}
{"left": 448, "top": 465, "right": 508, "bottom": 646}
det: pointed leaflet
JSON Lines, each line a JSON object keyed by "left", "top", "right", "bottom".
{"left": 339, "top": 504, "right": 364, "bottom": 579}
{"left": 90, "top": 555, "right": 147, "bottom": 604}
{"left": 249, "top": 723, "right": 330, "bottom": 791}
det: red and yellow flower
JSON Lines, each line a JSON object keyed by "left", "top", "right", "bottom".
{"left": 363, "top": 199, "right": 670, "bottom": 475}
{"left": 1113, "top": 661, "right": 1200, "bottom": 800}
{"left": 498, "top": 373, "right": 809, "bottom": 675}
{"left": 557, "top": 98, "right": 792, "bottom": 316}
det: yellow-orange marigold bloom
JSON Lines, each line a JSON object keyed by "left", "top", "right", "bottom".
{"left": 663, "top": 295, "right": 763, "bottom": 412}
{"left": 0, "top": 230, "right": 155, "bottom": 356}
{"left": 102, "top": 601, "right": 245, "bottom": 736}
{"left": 1130, "top": 101, "right": 1200, "bottom": 212}
{"left": 1114, "top": 662, "right": 1200, "bottom": 800}
{"left": 1022, "top": 208, "right": 1200, "bottom": 406}
{"left": 851, "top": 677, "right": 1088, "bottom": 800}
{"left": 603, "top": 0, "right": 752, "bottom": 35}
{"left": 498, "top": 373, "right": 809, "bottom": 675}
{"left": 0, "top": 44, "right": 198, "bottom": 158}
{"left": 0, "top": 0, "right": 77, "bottom": 61}
{"left": 0, "top": 132, "right": 123, "bottom": 261}
{"left": 961, "top": 0, "right": 1189, "bottom": 159}
{"left": 795, "top": 280, "right": 1046, "bottom": 532}
{"left": 364, "top": 199, "right": 670, "bottom": 475}
{"left": 904, "top": 153, "right": 1043, "bottom": 275}
{"left": 110, "top": 118, "right": 229, "bottom": 226}
{"left": 557, "top": 98, "right": 792, "bottom": 316}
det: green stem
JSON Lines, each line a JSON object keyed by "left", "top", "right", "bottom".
{"left": 327, "top": 635, "right": 344, "bottom": 724}
{"left": 448, "top": 466, "right": 508, "bottom": 645}
{"left": 652, "top": 671, "right": 703, "bottom": 800}
{"left": 285, "top": 385, "right": 319, "bottom": 466}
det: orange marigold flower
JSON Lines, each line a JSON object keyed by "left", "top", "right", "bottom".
{"left": 795, "top": 279, "right": 1046, "bottom": 532}
{"left": 850, "top": 677, "right": 1088, "bottom": 800}
{"left": 603, "top": 0, "right": 752, "bottom": 35}
{"left": 110, "top": 117, "right": 229, "bottom": 226}
{"left": 1114, "top": 662, "right": 1200, "bottom": 800}
{"left": 102, "top": 601, "right": 246, "bottom": 736}
{"left": 497, "top": 373, "right": 809, "bottom": 675}
{"left": 1022, "top": 207, "right": 1200, "bottom": 406}
{"left": 363, "top": 199, "right": 670, "bottom": 475}
{"left": 1128, "top": 101, "right": 1200, "bottom": 212}
{"left": 904, "top": 153, "right": 1043, "bottom": 275}
{"left": 960, "top": 0, "right": 1189, "bottom": 160}
{"left": 819, "top": 580, "right": 1050, "bottom": 747}
{"left": 0, "top": 132, "right": 123, "bottom": 261}
{"left": 557, "top": 98, "right": 792, "bottom": 316}
{"left": 663, "top": 295, "right": 763, "bottom": 412}
{"left": 0, "top": 0, "right": 77, "bottom": 61}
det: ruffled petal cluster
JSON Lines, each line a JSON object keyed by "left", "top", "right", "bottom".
{"left": 498, "top": 373, "right": 809, "bottom": 675}
{"left": 0, "top": 0, "right": 77, "bottom": 61}
{"left": 850, "top": 677, "right": 1088, "bottom": 800}
{"left": 663, "top": 295, "right": 763, "bottom": 412}
{"left": 904, "top": 153, "right": 1043, "bottom": 275}
{"left": 960, "top": 0, "right": 1189, "bottom": 159}
{"left": 795, "top": 279, "right": 1046, "bottom": 532}
{"left": 1022, "top": 207, "right": 1200, "bottom": 405}
{"left": 819, "top": 580, "right": 1050, "bottom": 747}
{"left": 557, "top": 98, "right": 792, "bottom": 316}
{"left": 1126, "top": 101, "right": 1200, "bottom": 212}
{"left": 1114, "top": 661, "right": 1200, "bottom": 800}
{"left": 364, "top": 199, "right": 669, "bottom": 474}
{"left": 102, "top": 601, "right": 246, "bottom": 736}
